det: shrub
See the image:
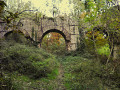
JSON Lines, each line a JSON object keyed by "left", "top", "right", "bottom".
{"left": 42, "top": 41, "right": 66, "bottom": 55}
{"left": 97, "top": 44, "right": 110, "bottom": 56}
{"left": 0, "top": 41, "right": 58, "bottom": 79}
{"left": 62, "top": 56, "right": 120, "bottom": 90}
{"left": 0, "top": 74, "right": 13, "bottom": 90}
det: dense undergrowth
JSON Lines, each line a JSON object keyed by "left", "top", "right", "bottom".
{"left": 58, "top": 54, "right": 120, "bottom": 90}
{"left": 0, "top": 32, "right": 120, "bottom": 90}
{"left": 0, "top": 39, "right": 59, "bottom": 90}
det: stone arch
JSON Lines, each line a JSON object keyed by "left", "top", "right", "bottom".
{"left": 39, "top": 29, "right": 71, "bottom": 50}
{"left": 4, "top": 30, "right": 25, "bottom": 42}
{"left": 3, "top": 30, "right": 34, "bottom": 42}
{"left": 41, "top": 25, "right": 71, "bottom": 41}
{"left": 4, "top": 30, "right": 30, "bottom": 38}
{"left": 4, "top": 30, "right": 23, "bottom": 37}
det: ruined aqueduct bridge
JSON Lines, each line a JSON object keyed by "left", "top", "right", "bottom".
{"left": 0, "top": 16, "right": 79, "bottom": 50}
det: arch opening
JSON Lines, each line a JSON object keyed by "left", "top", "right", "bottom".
{"left": 40, "top": 29, "right": 68, "bottom": 54}
{"left": 40, "top": 29, "right": 68, "bottom": 43}
{"left": 4, "top": 30, "right": 31, "bottom": 44}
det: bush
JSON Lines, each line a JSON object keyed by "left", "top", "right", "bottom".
{"left": 62, "top": 56, "right": 120, "bottom": 90}
{"left": 41, "top": 41, "right": 66, "bottom": 55}
{"left": 97, "top": 44, "right": 110, "bottom": 56}
{"left": 0, "top": 41, "right": 58, "bottom": 79}
{"left": 0, "top": 74, "right": 13, "bottom": 90}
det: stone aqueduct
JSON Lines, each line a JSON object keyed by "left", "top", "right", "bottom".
{"left": 0, "top": 16, "right": 79, "bottom": 50}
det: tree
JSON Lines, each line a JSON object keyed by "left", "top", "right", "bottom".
{"left": 101, "top": 5, "right": 120, "bottom": 63}
{"left": 72, "top": 0, "right": 118, "bottom": 57}
{"left": 3, "top": 0, "right": 39, "bottom": 31}
{"left": 0, "top": 0, "right": 7, "bottom": 17}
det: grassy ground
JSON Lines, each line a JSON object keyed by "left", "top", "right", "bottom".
{"left": 0, "top": 39, "right": 120, "bottom": 90}
{"left": 57, "top": 55, "right": 120, "bottom": 90}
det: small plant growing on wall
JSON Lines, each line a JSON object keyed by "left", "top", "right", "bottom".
{"left": 32, "top": 27, "right": 34, "bottom": 39}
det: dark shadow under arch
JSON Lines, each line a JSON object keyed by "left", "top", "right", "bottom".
{"left": 4, "top": 30, "right": 24, "bottom": 37}
{"left": 4, "top": 30, "right": 34, "bottom": 42}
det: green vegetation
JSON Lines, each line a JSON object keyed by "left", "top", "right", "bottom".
{"left": 0, "top": 39, "right": 59, "bottom": 89}
{"left": 0, "top": 0, "right": 120, "bottom": 90}
{"left": 58, "top": 55, "right": 120, "bottom": 90}
{"left": 0, "top": 30, "right": 120, "bottom": 90}
{"left": 97, "top": 44, "right": 110, "bottom": 56}
{"left": 41, "top": 32, "right": 66, "bottom": 55}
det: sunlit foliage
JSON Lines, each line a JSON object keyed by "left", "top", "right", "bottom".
{"left": 41, "top": 32, "right": 66, "bottom": 54}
